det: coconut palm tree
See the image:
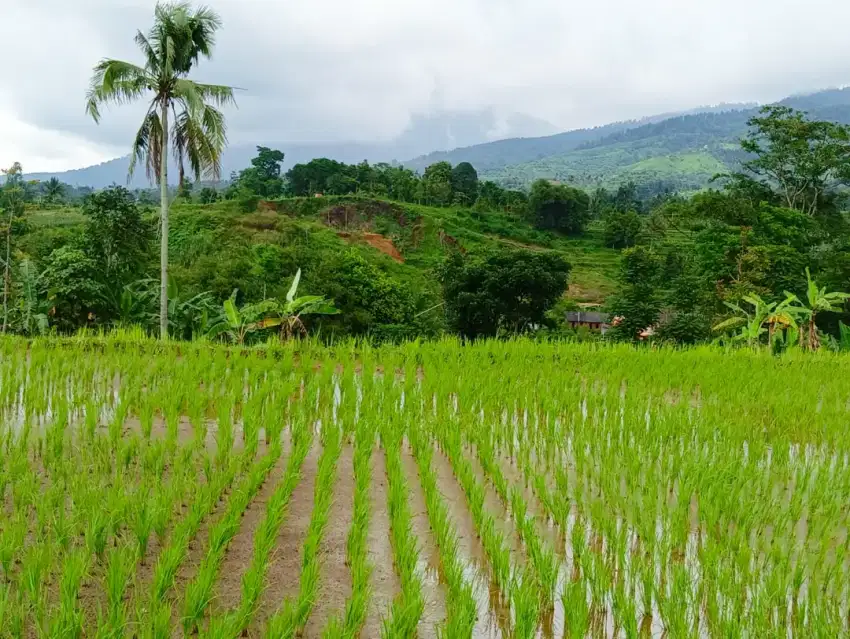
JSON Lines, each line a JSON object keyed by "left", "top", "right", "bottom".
{"left": 85, "top": 2, "right": 235, "bottom": 338}
{"left": 43, "top": 178, "right": 65, "bottom": 205}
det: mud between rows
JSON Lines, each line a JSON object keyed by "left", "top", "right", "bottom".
{"left": 302, "top": 442, "right": 356, "bottom": 636}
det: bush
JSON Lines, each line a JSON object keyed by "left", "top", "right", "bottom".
{"left": 603, "top": 210, "right": 643, "bottom": 249}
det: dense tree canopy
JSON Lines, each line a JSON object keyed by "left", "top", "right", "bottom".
{"left": 439, "top": 248, "right": 571, "bottom": 339}
{"left": 528, "top": 180, "right": 591, "bottom": 234}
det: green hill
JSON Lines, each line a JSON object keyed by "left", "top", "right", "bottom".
{"left": 408, "top": 88, "right": 850, "bottom": 191}
{"left": 23, "top": 196, "right": 620, "bottom": 319}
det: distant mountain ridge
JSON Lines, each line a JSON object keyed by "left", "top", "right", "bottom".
{"left": 433, "top": 88, "right": 850, "bottom": 190}
{"left": 14, "top": 108, "right": 557, "bottom": 189}
{"left": 13, "top": 88, "right": 850, "bottom": 191}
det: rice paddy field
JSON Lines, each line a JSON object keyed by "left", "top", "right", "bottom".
{"left": 1, "top": 336, "right": 849, "bottom": 638}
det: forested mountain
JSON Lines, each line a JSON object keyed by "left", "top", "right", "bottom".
{"left": 15, "top": 88, "right": 850, "bottom": 193}
{"left": 473, "top": 89, "right": 850, "bottom": 190}
{"left": 15, "top": 109, "right": 556, "bottom": 189}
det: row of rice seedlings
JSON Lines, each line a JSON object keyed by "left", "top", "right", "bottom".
{"left": 264, "top": 421, "right": 343, "bottom": 638}
{"left": 182, "top": 441, "right": 283, "bottom": 633}
{"left": 138, "top": 450, "right": 248, "bottom": 636}
{"left": 322, "top": 421, "right": 375, "bottom": 638}
{"left": 379, "top": 420, "right": 425, "bottom": 638}
{"left": 408, "top": 423, "right": 478, "bottom": 636}
{"left": 429, "top": 420, "right": 516, "bottom": 632}
{"left": 467, "top": 422, "right": 560, "bottom": 616}
{"left": 24, "top": 417, "right": 147, "bottom": 635}
{"left": 206, "top": 422, "right": 313, "bottom": 637}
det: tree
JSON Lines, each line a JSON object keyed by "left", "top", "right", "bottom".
{"left": 255, "top": 269, "right": 339, "bottom": 339}
{"left": 712, "top": 293, "right": 802, "bottom": 347}
{"left": 439, "top": 248, "right": 571, "bottom": 339}
{"left": 423, "top": 162, "right": 454, "bottom": 207}
{"left": 81, "top": 187, "right": 153, "bottom": 293}
{"left": 176, "top": 179, "right": 194, "bottom": 201}
{"left": 42, "top": 247, "right": 106, "bottom": 330}
{"left": 528, "top": 180, "right": 591, "bottom": 234}
{"left": 603, "top": 210, "right": 643, "bottom": 249}
{"left": 319, "top": 251, "right": 415, "bottom": 334}
{"left": 286, "top": 158, "right": 348, "bottom": 196}
{"left": 795, "top": 268, "right": 850, "bottom": 350}
{"left": 451, "top": 162, "right": 479, "bottom": 206}
{"left": 198, "top": 186, "right": 218, "bottom": 204}
{"left": 607, "top": 247, "right": 663, "bottom": 341}
{"left": 44, "top": 178, "right": 66, "bottom": 205}
{"left": 86, "top": 1, "right": 236, "bottom": 338}
{"left": 234, "top": 146, "right": 285, "bottom": 198}
{"left": 1, "top": 163, "right": 26, "bottom": 333}
{"left": 735, "top": 106, "right": 850, "bottom": 217}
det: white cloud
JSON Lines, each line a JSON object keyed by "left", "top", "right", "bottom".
{"left": 2, "top": 0, "right": 850, "bottom": 171}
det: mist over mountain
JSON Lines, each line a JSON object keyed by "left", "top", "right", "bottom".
{"left": 15, "top": 108, "right": 557, "bottom": 189}
{"left": 14, "top": 87, "right": 850, "bottom": 191}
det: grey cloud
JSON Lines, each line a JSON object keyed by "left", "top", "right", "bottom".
{"left": 3, "top": 0, "right": 850, "bottom": 171}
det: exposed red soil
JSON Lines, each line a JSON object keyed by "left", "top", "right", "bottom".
{"left": 336, "top": 230, "right": 405, "bottom": 263}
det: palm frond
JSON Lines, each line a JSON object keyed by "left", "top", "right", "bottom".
{"left": 180, "top": 80, "right": 237, "bottom": 108}
{"left": 128, "top": 107, "right": 164, "bottom": 184}
{"left": 85, "top": 59, "right": 151, "bottom": 122}
{"left": 172, "top": 108, "right": 220, "bottom": 182}
{"left": 134, "top": 30, "right": 160, "bottom": 70}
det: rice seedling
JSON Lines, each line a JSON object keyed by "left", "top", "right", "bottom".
{"left": 379, "top": 421, "right": 425, "bottom": 638}
{"left": 265, "top": 422, "right": 343, "bottom": 638}
{"left": 2, "top": 335, "right": 850, "bottom": 636}
{"left": 182, "top": 443, "right": 282, "bottom": 633}
{"left": 322, "top": 420, "right": 374, "bottom": 639}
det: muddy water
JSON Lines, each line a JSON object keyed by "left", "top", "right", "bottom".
{"left": 496, "top": 452, "right": 568, "bottom": 637}
{"left": 253, "top": 440, "right": 320, "bottom": 629}
{"left": 467, "top": 449, "right": 526, "bottom": 569}
{"left": 400, "top": 444, "right": 448, "bottom": 638}
{"left": 166, "top": 467, "right": 244, "bottom": 632}
{"left": 362, "top": 448, "right": 402, "bottom": 638}
{"left": 303, "top": 442, "right": 356, "bottom": 636}
{"left": 431, "top": 446, "right": 507, "bottom": 638}
{"left": 210, "top": 431, "right": 292, "bottom": 614}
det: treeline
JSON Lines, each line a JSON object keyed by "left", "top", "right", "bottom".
{"left": 3, "top": 104, "right": 850, "bottom": 349}
{"left": 602, "top": 105, "right": 850, "bottom": 350}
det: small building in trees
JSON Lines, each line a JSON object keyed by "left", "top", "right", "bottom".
{"left": 566, "top": 311, "right": 610, "bottom": 333}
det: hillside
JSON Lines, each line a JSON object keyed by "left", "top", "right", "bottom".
{"left": 399, "top": 88, "right": 850, "bottom": 191}
{"left": 23, "top": 196, "right": 619, "bottom": 308}
{"left": 477, "top": 89, "right": 850, "bottom": 189}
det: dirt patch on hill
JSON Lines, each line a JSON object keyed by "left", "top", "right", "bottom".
{"left": 337, "top": 231, "right": 405, "bottom": 263}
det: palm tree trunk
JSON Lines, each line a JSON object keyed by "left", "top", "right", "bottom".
{"left": 159, "top": 102, "right": 169, "bottom": 339}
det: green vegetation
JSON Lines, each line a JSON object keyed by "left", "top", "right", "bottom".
{"left": 2, "top": 336, "right": 850, "bottom": 636}
{"left": 86, "top": 0, "right": 236, "bottom": 337}
{"left": 475, "top": 91, "right": 850, "bottom": 191}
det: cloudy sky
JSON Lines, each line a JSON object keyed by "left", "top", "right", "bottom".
{"left": 2, "top": 0, "right": 850, "bottom": 172}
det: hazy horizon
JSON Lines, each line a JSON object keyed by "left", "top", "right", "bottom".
{"left": 3, "top": 0, "right": 850, "bottom": 173}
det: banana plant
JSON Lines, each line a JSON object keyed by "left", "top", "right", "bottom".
{"left": 787, "top": 268, "right": 850, "bottom": 350}
{"left": 713, "top": 292, "right": 802, "bottom": 347}
{"left": 255, "top": 269, "right": 339, "bottom": 340}
{"left": 208, "top": 293, "right": 276, "bottom": 345}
